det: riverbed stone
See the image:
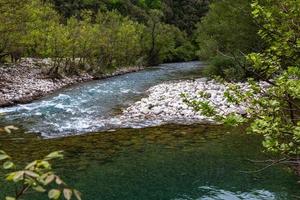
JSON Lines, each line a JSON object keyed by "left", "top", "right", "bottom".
{"left": 115, "top": 78, "right": 267, "bottom": 128}
{"left": 0, "top": 58, "right": 144, "bottom": 107}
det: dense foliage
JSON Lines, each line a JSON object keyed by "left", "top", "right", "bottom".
{"left": 49, "top": 0, "right": 209, "bottom": 33}
{"left": 189, "top": 0, "right": 300, "bottom": 161}
{"left": 49, "top": 0, "right": 161, "bottom": 21}
{"left": 163, "top": 0, "right": 210, "bottom": 34}
{"left": 195, "top": 0, "right": 263, "bottom": 81}
{"left": 0, "top": 0, "right": 207, "bottom": 77}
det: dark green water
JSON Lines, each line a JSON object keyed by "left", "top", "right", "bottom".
{"left": 0, "top": 125, "right": 299, "bottom": 199}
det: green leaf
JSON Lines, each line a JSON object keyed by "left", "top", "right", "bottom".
{"left": 25, "top": 161, "right": 37, "bottom": 170}
{"left": 48, "top": 189, "right": 61, "bottom": 200}
{"left": 37, "top": 160, "right": 51, "bottom": 169}
{"left": 5, "top": 197, "right": 16, "bottom": 200}
{"left": 33, "top": 185, "right": 46, "bottom": 193}
{"left": 223, "top": 114, "right": 246, "bottom": 126}
{"left": 0, "top": 154, "right": 10, "bottom": 161}
{"left": 45, "top": 151, "right": 64, "bottom": 160}
{"left": 5, "top": 172, "right": 16, "bottom": 181}
{"left": 6, "top": 171, "right": 24, "bottom": 182}
{"left": 4, "top": 126, "right": 19, "bottom": 134}
{"left": 13, "top": 171, "right": 25, "bottom": 182}
{"left": 3, "top": 161, "right": 15, "bottom": 169}
{"left": 0, "top": 150, "right": 7, "bottom": 154}
{"left": 63, "top": 188, "right": 73, "bottom": 200}
{"left": 24, "top": 170, "right": 39, "bottom": 178}
{"left": 55, "top": 176, "right": 64, "bottom": 185}
{"left": 44, "top": 174, "right": 55, "bottom": 185}
{"left": 74, "top": 189, "right": 82, "bottom": 200}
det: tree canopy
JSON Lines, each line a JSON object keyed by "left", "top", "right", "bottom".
{"left": 0, "top": 0, "right": 208, "bottom": 77}
{"left": 194, "top": 0, "right": 264, "bottom": 80}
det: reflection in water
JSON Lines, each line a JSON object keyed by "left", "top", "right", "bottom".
{"left": 195, "top": 186, "right": 276, "bottom": 200}
{"left": 0, "top": 125, "right": 299, "bottom": 199}
{"left": 0, "top": 62, "right": 204, "bottom": 137}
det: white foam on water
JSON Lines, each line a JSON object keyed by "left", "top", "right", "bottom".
{"left": 0, "top": 62, "right": 204, "bottom": 138}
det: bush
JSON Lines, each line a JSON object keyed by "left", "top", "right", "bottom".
{"left": 194, "top": 0, "right": 263, "bottom": 81}
{"left": 202, "top": 56, "right": 246, "bottom": 81}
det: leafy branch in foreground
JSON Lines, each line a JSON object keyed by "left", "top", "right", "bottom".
{"left": 0, "top": 125, "right": 81, "bottom": 200}
{"left": 0, "top": 150, "right": 81, "bottom": 200}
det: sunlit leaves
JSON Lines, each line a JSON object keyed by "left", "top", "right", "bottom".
{"left": 0, "top": 0, "right": 193, "bottom": 75}
{"left": 3, "top": 161, "right": 15, "bottom": 169}
{"left": 181, "top": 93, "right": 216, "bottom": 118}
{"left": 44, "top": 174, "right": 55, "bottom": 185}
{"left": 0, "top": 150, "right": 81, "bottom": 199}
{"left": 63, "top": 188, "right": 73, "bottom": 200}
{"left": 4, "top": 126, "right": 18, "bottom": 134}
{"left": 222, "top": 114, "right": 246, "bottom": 126}
{"left": 33, "top": 185, "right": 47, "bottom": 193}
{"left": 74, "top": 189, "right": 82, "bottom": 200}
{"left": 48, "top": 189, "right": 61, "bottom": 199}
{"left": 5, "top": 197, "right": 16, "bottom": 200}
{"left": 7, "top": 171, "right": 24, "bottom": 182}
{"left": 45, "top": 151, "right": 64, "bottom": 160}
{"left": 0, "top": 151, "right": 10, "bottom": 161}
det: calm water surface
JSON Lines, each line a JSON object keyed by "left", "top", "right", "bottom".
{"left": 0, "top": 125, "right": 299, "bottom": 200}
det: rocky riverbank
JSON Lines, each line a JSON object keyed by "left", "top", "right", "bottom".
{"left": 0, "top": 58, "right": 143, "bottom": 107}
{"left": 116, "top": 78, "right": 267, "bottom": 128}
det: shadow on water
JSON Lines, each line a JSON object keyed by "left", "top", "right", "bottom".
{"left": 0, "top": 124, "right": 299, "bottom": 199}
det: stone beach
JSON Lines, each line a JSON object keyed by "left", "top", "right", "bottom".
{"left": 0, "top": 58, "right": 142, "bottom": 107}
{"left": 116, "top": 78, "right": 268, "bottom": 127}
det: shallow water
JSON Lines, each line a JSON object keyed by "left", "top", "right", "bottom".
{"left": 0, "top": 125, "right": 299, "bottom": 199}
{"left": 0, "top": 62, "right": 204, "bottom": 138}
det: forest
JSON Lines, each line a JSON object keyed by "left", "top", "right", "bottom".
{"left": 0, "top": 0, "right": 299, "bottom": 199}
{"left": 0, "top": 0, "right": 209, "bottom": 77}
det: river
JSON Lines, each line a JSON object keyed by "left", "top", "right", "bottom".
{"left": 0, "top": 62, "right": 204, "bottom": 138}
{"left": 0, "top": 62, "right": 299, "bottom": 199}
